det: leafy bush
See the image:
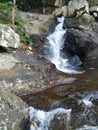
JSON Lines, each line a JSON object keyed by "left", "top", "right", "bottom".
{"left": 0, "top": 2, "right": 11, "bottom": 24}
{"left": 15, "top": 18, "right": 28, "bottom": 44}
{"left": 0, "top": 2, "right": 28, "bottom": 44}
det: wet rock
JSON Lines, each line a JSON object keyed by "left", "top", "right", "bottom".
{"left": 65, "top": 14, "right": 95, "bottom": 29}
{"left": 49, "top": 111, "right": 71, "bottom": 130}
{"left": 29, "top": 107, "right": 71, "bottom": 130}
{"left": 90, "top": 6, "right": 98, "bottom": 19}
{"left": 0, "top": 91, "right": 29, "bottom": 130}
{"left": 84, "top": 47, "right": 98, "bottom": 68}
{"left": 53, "top": 77, "right": 77, "bottom": 86}
{"left": 65, "top": 17, "right": 82, "bottom": 29}
{"left": 0, "top": 24, "right": 20, "bottom": 49}
{"left": 29, "top": 34, "right": 45, "bottom": 53}
{"left": 64, "top": 22, "right": 98, "bottom": 61}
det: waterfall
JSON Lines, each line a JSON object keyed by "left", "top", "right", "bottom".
{"left": 29, "top": 106, "right": 71, "bottom": 130}
{"left": 44, "top": 16, "right": 82, "bottom": 74}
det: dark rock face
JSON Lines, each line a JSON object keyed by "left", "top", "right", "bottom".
{"left": 64, "top": 28, "right": 97, "bottom": 61}
{"left": 63, "top": 19, "right": 98, "bottom": 65}
{"left": 64, "top": 17, "right": 81, "bottom": 29}
{"left": 29, "top": 34, "right": 46, "bottom": 54}
{"left": 64, "top": 15, "right": 95, "bottom": 29}
{"left": 49, "top": 113, "right": 70, "bottom": 130}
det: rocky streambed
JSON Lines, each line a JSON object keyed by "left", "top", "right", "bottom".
{"left": 0, "top": 45, "right": 79, "bottom": 130}
{"left": 0, "top": 6, "right": 98, "bottom": 129}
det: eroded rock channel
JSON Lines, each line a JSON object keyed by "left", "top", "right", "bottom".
{"left": 0, "top": 5, "right": 98, "bottom": 130}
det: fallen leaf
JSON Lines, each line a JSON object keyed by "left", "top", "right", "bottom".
{"left": 20, "top": 44, "right": 28, "bottom": 49}
{"left": 26, "top": 50, "right": 34, "bottom": 55}
{"left": 49, "top": 80, "right": 54, "bottom": 85}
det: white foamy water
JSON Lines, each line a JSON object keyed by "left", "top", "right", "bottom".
{"left": 45, "top": 16, "right": 82, "bottom": 74}
{"left": 29, "top": 107, "right": 71, "bottom": 130}
{"left": 76, "top": 125, "right": 98, "bottom": 130}
{"left": 78, "top": 94, "right": 94, "bottom": 107}
{"left": 82, "top": 98, "right": 93, "bottom": 107}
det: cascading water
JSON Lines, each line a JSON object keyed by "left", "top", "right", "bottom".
{"left": 29, "top": 107, "right": 71, "bottom": 130}
{"left": 44, "top": 16, "right": 82, "bottom": 74}
{"left": 28, "top": 92, "right": 98, "bottom": 130}
{"left": 27, "top": 16, "right": 98, "bottom": 130}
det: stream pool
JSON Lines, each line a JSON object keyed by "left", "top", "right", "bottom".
{"left": 21, "top": 16, "right": 98, "bottom": 130}
{"left": 21, "top": 67, "right": 98, "bottom": 130}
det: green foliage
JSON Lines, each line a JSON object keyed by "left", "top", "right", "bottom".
{"left": 15, "top": 18, "right": 29, "bottom": 44}
{"left": 79, "top": 15, "right": 95, "bottom": 24}
{"left": 0, "top": 2, "right": 11, "bottom": 10}
{"left": 0, "top": 2, "right": 11, "bottom": 24}
{"left": 39, "top": 25, "right": 48, "bottom": 32}
{"left": 16, "top": 27, "right": 28, "bottom": 44}
{"left": 0, "top": 0, "right": 11, "bottom": 2}
{"left": 15, "top": 18, "right": 25, "bottom": 28}
{"left": 0, "top": 1, "right": 28, "bottom": 44}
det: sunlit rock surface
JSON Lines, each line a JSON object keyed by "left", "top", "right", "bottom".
{"left": 53, "top": 0, "right": 89, "bottom": 17}
{"left": 0, "top": 53, "right": 19, "bottom": 70}
{"left": 0, "top": 24, "right": 20, "bottom": 49}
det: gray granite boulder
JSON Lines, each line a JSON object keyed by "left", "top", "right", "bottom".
{"left": 0, "top": 91, "right": 29, "bottom": 130}
{"left": 53, "top": 0, "right": 89, "bottom": 17}
{"left": 68, "top": 0, "right": 89, "bottom": 17}
{"left": 0, "top": 24, "right": 20, "bottom": 49}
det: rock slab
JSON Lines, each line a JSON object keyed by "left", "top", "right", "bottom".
{"left": 0, "top": 91, "right": 29, "bottom": 130}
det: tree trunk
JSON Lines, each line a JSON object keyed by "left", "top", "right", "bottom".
{"left": 12, "top": 0, "right": 16, "bottom": 30}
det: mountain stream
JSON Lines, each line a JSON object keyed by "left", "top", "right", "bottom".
{"left": 21, "top": 17, "right": 98, "bottom": 130}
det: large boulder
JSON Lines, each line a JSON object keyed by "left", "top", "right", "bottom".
{"left": 0, "top": 91, "right": 29, "bottom": 130}
{"left": 53, "top": 0, "right": 89, "bottom": 17}
{"left": 64, "top": 21, "right": 98, "bottom": 62}
{"left": 64, "top": 15, "right": 97, "bottom": 63}
{"left": 68, "top": 0, "right": 89, "bottom": 17}
{"left": 53, "top": 6, "right": 68, "bottom": 17}
{"left": 0, "top": 24, "right": 20, "bottom": 49}
{"left": 65, "top": 13, "right": 95, "bottom": 28}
